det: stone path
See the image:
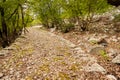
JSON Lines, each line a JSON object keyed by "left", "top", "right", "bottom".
{"left": 0, "top": 26, "right": 118, "bottom": 80}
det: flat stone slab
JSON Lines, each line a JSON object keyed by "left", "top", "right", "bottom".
{"left": 106, "top": 75, "right": 117, "bottom": 80}
{"left": 89, "top": 47, "right": 105, "bottom": 55}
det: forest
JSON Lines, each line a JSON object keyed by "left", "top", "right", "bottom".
{"left": 0, "top": 0, "right": 112, "bottom": 47}
{"left": 0, "top": 0, "right": 120, "bottom": 80}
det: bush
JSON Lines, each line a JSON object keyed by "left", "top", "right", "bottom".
{"left": 113, "top": 14, "right": 120, "bottom": 22}
{"left": 60, "top": 23, "right": 74, "bottom": 33}
{"left": 113, "top": 14, "right": 120, "bottom": 32}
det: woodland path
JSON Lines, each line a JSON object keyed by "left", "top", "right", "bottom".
{"left": 0, "top": 26, "right": 119, "bottom": 80}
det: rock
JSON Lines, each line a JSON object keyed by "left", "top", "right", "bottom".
{"left": 0, "top": 50, "right": 8, "bottom": 56}
{"left": 84, "top": 63, "right": 107, "bottom": 74}
{"left": 32, "top": 25, "right": 42, "bottom": 28}
{"left": 4, "top": 46, "right": 15, "bottom": 50}
{"left": 107, "top": 48, "right": 118, "bottom": 58}
{"left": 112, "top": 38, "right": 118, "bottom": 42}
{"left": 89, "top": 47, "right": 105, "bottom": 55}
{"left": 9, "top": 70, "right": 14, "bottom": 75}
{"left": 88, "top": 37, "right": 100, "bottom": 43}
{"left": 9, "top": 68, "right": 15, "bottom": 75}
{"left": 50, "top": 27, "right": 56, "bottom": 32}
{"left": 69, "top": 43, "right": 76, "bottom": 48}
{"left": 110, "top": 36, "right": 118, "bottom": 42}
{"left": 97, "top": 39, "right": 108, "bottom": 47}
{"left": 0, "top": 52, "right": 5, "bottom": 56}
{"left": 2, "top": 76, "right": 10, "bottom": 80}
{"left": 74, "top": 47, "right": 84, "bottom": 53}
{"left": 15, "top": 72, "right": 21, "bottom": 78}
{"left": 27, "top": 66, "right": 32, "bottom": 70}
{"left": 118, "top": 37, "right": 120, "bottom": 40}
{"left": 106, "top": 75, "right": 117, "bottom": 80}
{"left": 49, "top": 32, "right": 76, "bottom": 48}
{"left": 0, "top": 72, "right": 4, "bottom": 78}
{"left": 112, "top": 54, "right": 120, "bottom": 64}
{"left": 81, "top": 56, "right": 97, "bottom": 63}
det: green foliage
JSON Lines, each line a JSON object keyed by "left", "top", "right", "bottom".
{"left": 31, "top": 0, "right": 62, "bottom": 28}
{"left": 58, "top": 72, "right": 70, "bottom": 80}
{"left": 61, "top": 23, "right": 74, "bottom": 33}
{"left": 31, "top": 0, "right": 110, "bottom": 31}
{"left": 0, "top": 0, "right": 31, "bottom": 47}
{"left": 100, "top": 50, "right": 109, "bottom": 60}
{"left": 113, "top": 14, "right": 120, "bottom": 22}
{"left": 62, "top": 0, "right": 110, "bottom": 19}
{"left": 31, "top": 19, "right": 41, "bottom": 26}
{"left": 89, "top": 40, "right": 98, "bottom": 45}
{"left": 0, "top": 0, "right": 112, "bottom": 47}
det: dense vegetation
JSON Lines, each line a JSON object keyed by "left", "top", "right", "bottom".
{"left": 0, "top": 0, "right": 119, "bottom": 48}
{"left": 0, "top": 0, "right": 30, "bottom": 47}
{"left": 31, "top": 0, "right": 110, "bottom": 32}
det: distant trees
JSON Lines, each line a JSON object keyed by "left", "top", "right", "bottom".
{"left": 0, "top": 0, "right": 113, "bottom": 47}
{"left": 31, "top": 0, "right": 63, "bottom": 29}
{"left": 61, "top": 0, "right": 110, "bottom": 31}
{"left": 32, "top": 0, "right": 110, "bottom": 32}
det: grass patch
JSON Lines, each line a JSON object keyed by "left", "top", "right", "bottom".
{"left": 53, "top": 56, "right": 63, "bottom": 62}
{"left": 58, "top": 72, "right": 70, "bottom": 80}
{"left": 89, "top": 40, "right": 97, "bottom": 45}
{"left": 100, "top": 50, "right": 109, "bottom": 60}
{"left": 69, "top": 63, "right": 80, "bottom": 71}
{"left": 39, "top": 64, "right": 50, "bottom": 73}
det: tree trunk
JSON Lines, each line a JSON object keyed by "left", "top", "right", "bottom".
{"left": 0, "top": 0, "right": 9, "bottom": 47}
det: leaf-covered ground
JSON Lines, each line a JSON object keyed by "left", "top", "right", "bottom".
{"left": 53, "top": 26, "right": 120, "bottom": 80}
{"left": 0, "top": 26, "right": 120, "bottom": 80}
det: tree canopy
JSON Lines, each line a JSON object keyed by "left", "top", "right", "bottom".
{"left": 0, "top": 0, "right": 116, "bottom": 47}
{"left": 0, "top": 0, "right": 29, "bottom": 47}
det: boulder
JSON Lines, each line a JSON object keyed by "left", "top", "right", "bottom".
{"left": 83, "top": 63, "right": 106, "bottom": 74}
{"left": 4, "top": 46, "right": 15, "bottom": 50}
{"left": 97, "top": 39, "right": 108, "bottom": 47}
{"left": 88, "top": 37, "right": 100, "bottom": 43}
{"left": 50, "top": 27, "right": 56, "bottom": 32}
{"left": 107, "top": 48, "right": 119, "bottom": 58}
{"left": 106, "top": 75, "right": 117, "bottom": 80}
{"left": 112, "top": 54, "right": 120, "bottom": 64}
{"left": 89, "top": 47, "right": 105, "bottom": 55}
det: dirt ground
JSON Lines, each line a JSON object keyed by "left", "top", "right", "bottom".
{"left": 0, "top": 26, "right": 120, "bottom": 80}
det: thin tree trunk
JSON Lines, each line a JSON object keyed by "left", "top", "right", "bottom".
{"left": 19, "top": 4, "right": 28, "bottom": 34}
{"left": 0, "top": 0, "right": 9, "bottom": 47}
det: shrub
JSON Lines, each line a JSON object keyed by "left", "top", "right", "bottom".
{"left": 100, "top": 50, "right": 109, "bottom": 60}
{"left": 113, "top": 14, "right": 120, "bottom": 22}
{"left": 60, "top": 23, "right": 74, "bottom": 33}
{"left": 112, "top": 14, "right": 120, "bottom": 32}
